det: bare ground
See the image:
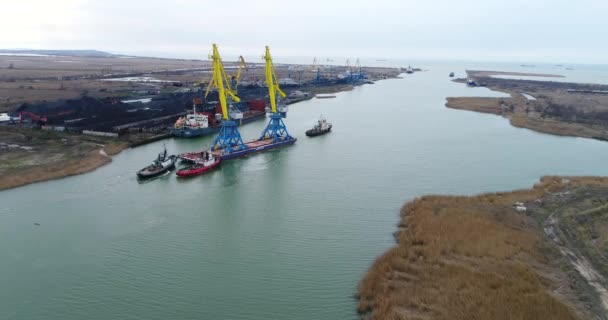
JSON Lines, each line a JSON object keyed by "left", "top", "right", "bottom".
{"left": 0, "top": 55, "right": 400, "bottom": 112}
{"left": 357, "top": 177, "right": 608, "bottom": 320}
{"left": 0, "top": 127, "right": 127, "bottom": 191}
{"left": 446, "top": 71, "right": 608, "bottom": 141}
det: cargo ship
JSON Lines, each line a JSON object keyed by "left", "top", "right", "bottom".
{"left": 169, "top": 103, "right": 215, "bottom": 138}
{"left": 169, "top": 99, "right": 266, "bottom": 138}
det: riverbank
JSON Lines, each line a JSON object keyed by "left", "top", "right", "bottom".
{"left": 0, "top": 127, "right": 128, "bottom": 191}
{"left": 357, "top": 176, "right": 608, "bottom": 320}
{"left": 446, "top": 70, "right": 608, "bottom": 141}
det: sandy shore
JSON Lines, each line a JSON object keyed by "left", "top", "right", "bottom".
{"left": 357, "top": 177, "right": 608, "bottom": 320}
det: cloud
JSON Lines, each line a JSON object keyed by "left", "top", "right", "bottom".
{"left": 2, "top": 0, "right": 607, "bottom": 63}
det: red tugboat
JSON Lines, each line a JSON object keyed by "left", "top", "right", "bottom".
{"left": 176, "top": 151, "right": 221, "bottom": 178}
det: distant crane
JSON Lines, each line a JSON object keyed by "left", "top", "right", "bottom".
{"left": 207, "top": 44, "right": 247, "bottom": 153}
{"left": 353, "top": 58, "right": 365, "bottom": 81}
{"left": 312, "top": 57, "right": 325, "bottom": 83}
{"left": 339, "top": 58, "right": 364, "bottom": 84}
{"left": 230, "top": 55, "right": 248, "bottom": 94}
{"left": 345, "top": 58, "right": 351, "bottom": 73}
{"left": 202, "top": 55, "right": 247, "bottom": 97}
{"left": 258, "top": 46, "right": 293, "bottom": 142}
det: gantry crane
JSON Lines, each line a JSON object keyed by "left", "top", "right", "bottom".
{"left": 259, "top": 46, "right": 293, "bottom": 142}
{"left": 208, "top": 44, "right": 247, "bottom": 153}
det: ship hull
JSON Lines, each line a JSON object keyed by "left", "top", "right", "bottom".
{"left": 306, "top": 126, "right": 332, "bottom": 137}
{"left": 169, "top": 111, "right": 265, "bottom": 138}
{"left": 169, "top": 126, "right": 216, "bottom": 138}
{"left": 136, "top": 156, "right": 177, "bottom": 179}
{"left": 176, "top": 159, "right": 221, "bottom": 177}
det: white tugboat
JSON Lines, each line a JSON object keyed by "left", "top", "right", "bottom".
{"left": 306, "top": 116, "right": 332, "bottom": 137}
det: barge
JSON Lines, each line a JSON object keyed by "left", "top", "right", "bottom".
{"left": 180, "top": 137, "right": 296, "bottom": 162}
{"left": 211, "top": 137, "right": 297, "bottom": 160}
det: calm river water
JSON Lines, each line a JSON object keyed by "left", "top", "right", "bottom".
{"left": 2, "top": 62, "right": 608, "bottom": 319}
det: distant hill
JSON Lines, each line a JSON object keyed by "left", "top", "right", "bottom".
{"left": 0, "top": 49, "right": 115, "bottom": 58}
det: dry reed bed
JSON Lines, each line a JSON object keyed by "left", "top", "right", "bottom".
{"left": 357, "top": 177, "right": 608, "bottom": 320}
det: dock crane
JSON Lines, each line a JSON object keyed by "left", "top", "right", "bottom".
{"left": 208, "top": 44, "right": 247, "bottom": 153}
{"left": 353, "top": 58, "right": 365, "bottom": 81}
{"left": 259, "top": 46, "right": 293, "bottom": 142}
{"left": 312, "top": 57, "right": 324, "bottom": 83}
{"left": 230, "top": 55, "right": 248, "bottom": 94}
{"left": 204, "top": 55, "right": 247, "bottom": 98}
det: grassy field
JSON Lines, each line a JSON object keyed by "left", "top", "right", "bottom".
{"left": 358, "top": 177, "right": 608, "bottom": 320}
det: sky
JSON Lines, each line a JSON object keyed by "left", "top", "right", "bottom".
{"left": 2, "top": 0, "right": 608, "bottom": 64}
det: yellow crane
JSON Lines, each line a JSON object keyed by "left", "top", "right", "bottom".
{"left": 264, "top": 46, "right": 286, "bottom": 114}
{"left": 258, "top": 45, "right": 293, "bottom": 142}
{"left": 231, "top": 55, "right": 248, "bottom": 94}
{"left": 207, "top": 44, "right": 241, "bottom": 120}
{"left": 208, "top": 44, "right": 246, "bottom": 152}
{"left": 203, "top": 55, "right": 246, "bottom": 98}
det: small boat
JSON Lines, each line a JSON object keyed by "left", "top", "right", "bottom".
{"left": 306, "top": 117, "right": 332, "bottom": 137}
{"left": 176, "top": 152, "right": 221, "bottom": 177}
{"left": 137, "top": 145, "right": 177, "bottom": 179}
{"left": 405, "top": 65, "right": 414, "bottom": 74}
{"left": 449, "top": 72, "right": 455, "bottom": 77}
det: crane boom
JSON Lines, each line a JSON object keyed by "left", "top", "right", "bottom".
{"left": 232, "top": 55, "right": 248, "bottom": 92}
{"left": 263, "top": 46, "right": 286, "bottom": 113}
{"left": 208, "top": 44, "right": 240, "bottom": 120}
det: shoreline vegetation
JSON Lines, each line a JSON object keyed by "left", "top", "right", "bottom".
{"left": 445, "top": 70, "right": 608, "bottom": 141}
{"left": 358, "top": 177, "right": 608, "bottom": 320}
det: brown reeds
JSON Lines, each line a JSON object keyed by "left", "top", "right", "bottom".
{"left": 357, "top": 177, "right": 608, "bottom": 320}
